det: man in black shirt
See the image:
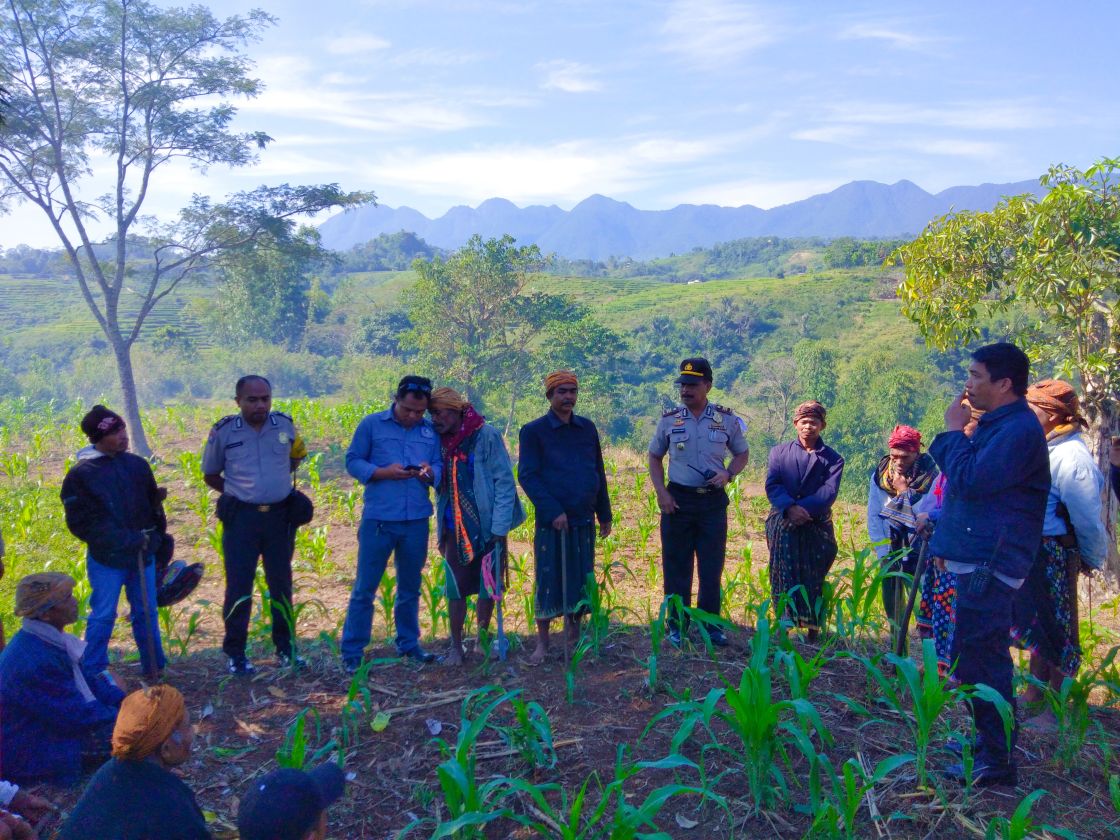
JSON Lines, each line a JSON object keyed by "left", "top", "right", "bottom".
{"left": 518, "top": 371, "right": 612, "bottom": 665}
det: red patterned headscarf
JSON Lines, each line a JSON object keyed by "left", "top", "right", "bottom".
{"left": 887, "top": 425, "right": 922, "bottom": 451}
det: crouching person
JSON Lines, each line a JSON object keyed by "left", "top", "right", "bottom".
{"left": 0, "top": 573, "right": 124, "bottom": 786}
{"left": 58, "top": 685, "right": 208, "bottom": 840}
{"left": 238, "top": 762, "right": 345, "bottom": 840}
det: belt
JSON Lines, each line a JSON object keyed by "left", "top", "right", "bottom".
{"left": 231, "top": 495, "right": 289, "bottom": 513}
{"left": 668, "top": 481, "right": 714, "bottom": 496}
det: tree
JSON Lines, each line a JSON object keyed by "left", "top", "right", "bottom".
{"left": 894, "top": 156, "right": 1120, "bottom": 567}
{"left": 0, "top": 0, "right": 371, "bottom": 453}
{"left": 404, "top": 234, "right": 615, "bottom": 431}
{"left": 211, "top": 226, "right": 328, "bottom": 349}
{"left": 792, "top": 340, "right": 837, "bottom": 406}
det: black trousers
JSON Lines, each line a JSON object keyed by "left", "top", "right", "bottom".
{"left": 661, "top": 484, "right": 728, "bottom": 630}
{"left": 952, "top": 573, "right": 1017, "bottom": 768}
{"left": 220, "top": 499, "right": 295, "bottom": 658}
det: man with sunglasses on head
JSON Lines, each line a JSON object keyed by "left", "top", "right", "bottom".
{"left": 341, "top": 375, "right": 443, "bottom": 670}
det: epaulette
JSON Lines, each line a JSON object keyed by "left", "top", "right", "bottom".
{"left": 713, "top": 403, "right": 737, "bottom": 416}
{"left": 662, "top": 405, "right": 686, "bottom": 418}
{"left": 271, "top": 410, "right": 293, "bottom": 421}
{"left": 211, "top": 414, "right": 236, "bottom": 431}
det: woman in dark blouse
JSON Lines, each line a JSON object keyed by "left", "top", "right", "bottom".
{"left": 765, "top": 401, "right": 845, "bottom": 640}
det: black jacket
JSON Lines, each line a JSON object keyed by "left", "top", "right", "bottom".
{"left": 60, "top": 452, "right": 166, "bottom": 569}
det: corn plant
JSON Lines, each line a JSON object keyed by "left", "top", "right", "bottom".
{"left": 271, "top": 592, "right": 329, "bottom": 665}
{"left": 295, "top": 524, "right": 332, "bottom": 575}
{"left": 276, "top": 707, "right": 338, "bottom": 770}
{"left": 1034, "top": 645, "right": 1118, "bottom": 769}
{"left": 808, "top": 752, "right": 914, "bottom": 840}
{"left": 421, "top": 562, "right": 448, "bottom": 641}
{"left": 827, "top": 546, "right": 890, "bottom": 645}
{"left": 983, "top": 790, "right": 1077, "bottom": 840}
{"left": 501, "top": 692, "right": 557, "bottom": 771}
{"left": 158, "top": 603, "right": 204, "bottom": 657}
{"left": 565, "top": 637, "right": 593, "bottom": 704}
{"left": 378, "top": 572, "right": 397, "bottom": 640}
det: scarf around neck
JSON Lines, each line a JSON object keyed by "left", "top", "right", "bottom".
{"left": 21, "top": 618, "right": 97, "bottom": 703}
{"left": 440, "top": 405, "right": 486, "bottom": 459}
{"left": 875, "top": 451, "right": 937, "bottom": 498}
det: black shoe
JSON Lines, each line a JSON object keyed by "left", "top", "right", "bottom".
{"left": 277, "top": 652, "right": 307, "bottom": 669}
{"left": 400, "top": 646, "right": 437, "bottom": 663}
{"left": 705, "top": 628, "right": 729, "bottom": 648}
{"left": 666, "top": 628, "right": 682, "bottom": 648}
{"left": 942, "top": 738, "right": 971, "bottom": 759}
{"left": 943, "top": 759, "right": 1017, "bottom": 787}
{"left": 228, "top": 655, "right": 256, "bottom": 676}
{"left": 342, "top": 658, "right": 362, "bottom": 675}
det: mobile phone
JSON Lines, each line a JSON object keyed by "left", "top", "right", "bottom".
{"left": 404, "top": 464, "right": 422, "bottom": 472}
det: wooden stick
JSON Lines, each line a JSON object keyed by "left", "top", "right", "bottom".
{"left": 476, "top": 736, "right": 582, "bottom": 761}
{"left": 379, "top": 691, "right": 471, "bottom": 716}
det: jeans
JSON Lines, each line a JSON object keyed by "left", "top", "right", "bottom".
{"left": 341, "top": 518, "right": 429, "bottom": 661}
{"left": 85, "top": 554, "right": 166, "bottom": 675}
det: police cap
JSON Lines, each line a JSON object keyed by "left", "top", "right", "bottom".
{"left": 674, "top": 357, "right": 713, "bottom": 384}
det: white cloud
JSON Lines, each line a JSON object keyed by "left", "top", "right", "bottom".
{"left": 825, "top": 100, "right": 1054, "bottom": 131}
{"left": 538, "top": 60, "right": 602, "bottom": 93}
{"left": 325, "top": 33, "right": 392, "bottom": 55}
{"left": 905, "top": 138, "right": 1004, "bottom": 158}
{"left": 389, "top": 48, "right": 484, "bottom": 68}
{"left": 838, "top": 22, "right": 936, "bottom": 51}
{"left": 791, "top": 125, "right": 864, "bottom": 144}
{"left": 660, "top": 0, "right": 780, "bottom": 68}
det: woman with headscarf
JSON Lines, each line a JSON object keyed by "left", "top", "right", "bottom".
{"left": 58, "top": 685, "right": 209, "bottom": 839}
{"left": 1013, "top": 380, "right": 1107, "bottom": 728}
{"left": 866, "top": 425, "right": 939, "bottom": 648}
{"left": 0, "top": 573, "right": 124, "bottom": 786}
{"left": 765, "top": 401, "right": 845, "bottom": 641}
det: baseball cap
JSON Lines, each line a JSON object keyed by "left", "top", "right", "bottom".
{"left": 238, "top": 762, "right": 346, "bottom": 840}
{"left": 674, "top": 357, "right": 713, "bottom": 384}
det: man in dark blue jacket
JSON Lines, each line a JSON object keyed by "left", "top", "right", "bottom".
{"left": 929, "top": 343, "right": 1050, "bottom": 786}
{"left": 60, "top": 405, "right": 166, "bottom": 680}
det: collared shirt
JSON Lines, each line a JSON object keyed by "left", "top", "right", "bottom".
{"left": 929, "top": 398, "right": 1050, "bottom": 582}
{"left": 1039, "top": 430, "right": 1107, "bottom": 570}
{"left": 518, "top": 410, "right": 612, "bottom": 527}
{"left": 202, "top": 412, "right": 297, "bottom": 505}
{"left": 765, "top": 438, "right": 844, "bottom": 519}
{"left": 649, "top": 402, "right": 749, "bottom": 487}
{"left": 346, "top": 406, "right": 443, "bottom": 522}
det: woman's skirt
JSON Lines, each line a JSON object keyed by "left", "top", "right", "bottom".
{"left": 765, "top": 509, "right": 837, "bottom": 629}
{"left": 916, "top": 564, "right": 957, "bottom": 676}
{"left": 1011, "top": 536, "right": 1081, "bottom": 677}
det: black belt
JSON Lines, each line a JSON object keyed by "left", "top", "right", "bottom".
{"left": 668, "top": 481, "right": 717, "bottom": 496}
{"left": 229, "top": 495, "right": 289, "bottom": 513}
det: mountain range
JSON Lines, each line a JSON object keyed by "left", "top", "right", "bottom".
{"left": 318, "top": 178, "right": 1046, "bottom": 261}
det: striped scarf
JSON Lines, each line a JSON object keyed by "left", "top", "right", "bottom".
{"left": 442, "top": 409, "right": 487, "bottom": 565}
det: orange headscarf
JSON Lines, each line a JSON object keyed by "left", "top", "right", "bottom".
{"left": 111, "top": 685, "right": 187, "bottom": 761}
{"left": 429, "top": 387, "right": 470, "bottom": 412}
{"left": 1026, "top": 379, "right": 1088, "bottom": 428}
{"left": 544, "top": 370, "right": 578, "bottom": 394}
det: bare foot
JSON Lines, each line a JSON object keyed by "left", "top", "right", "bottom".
{"left": 527, "top": 644, "right": 548, "bottom": 665}
{"left": 443, "top": 646, "right": 465, "bottom": 667}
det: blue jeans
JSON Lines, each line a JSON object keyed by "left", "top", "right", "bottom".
{"left": 341, "top": 518, "right": 429, "bottom": 661}
{"left": 85, "top": 554, "right": 166, "bottom": 675}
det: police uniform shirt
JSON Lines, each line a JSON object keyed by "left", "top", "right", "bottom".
{"left": 649, "top": 403, "right": 748, "bottom": 487}
{"left": 202, "top": 412, "right": 296, "bottom": 505}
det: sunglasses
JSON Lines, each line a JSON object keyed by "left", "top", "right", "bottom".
{"left": 400, "top": 382, "right": 433, "bottom": 395}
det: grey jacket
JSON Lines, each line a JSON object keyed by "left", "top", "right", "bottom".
{"left": 435, "top": 423, "right": 526, "bottom": 545}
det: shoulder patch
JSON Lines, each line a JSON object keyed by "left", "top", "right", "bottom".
{"left": 662, "top": 405, "right": 686, "bottom": 418}
{"left": 211, "top": 415, "right": 236, "bottom": 431}
{"left": 272, "top": 410, "right": 294, "bottom": 422}
{"left": 713, "top": 403, "right": 737, "bottom": 416}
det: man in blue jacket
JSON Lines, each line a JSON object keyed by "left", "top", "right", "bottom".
{"left": 929, "top": 343, "right": 1050, "bottom": 786}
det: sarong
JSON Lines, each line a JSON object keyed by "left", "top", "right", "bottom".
{"left": 765, "top": 509, "right": 837, "bottom": 629}
{"left": 533, "top": 523, "right": 595, "bottom": 620}
{"left": 1011, "top": 536, "right": 1081, "bottom": 677}
{"left": 916, "top": 564, "right": 957, "bottom": 675}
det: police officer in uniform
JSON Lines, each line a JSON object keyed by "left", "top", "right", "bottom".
{"left": 648, "top": 358, "right": 749, "bottom": 647}
{"left": 203, "top": 375, "right": 306, "bottom": 674}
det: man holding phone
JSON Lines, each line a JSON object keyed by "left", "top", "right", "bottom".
{"left": 928, "top": 343, "right": 1049, "bottom": 786}
{"left": 341, "top": 375, "right": 443, "bottom": 669}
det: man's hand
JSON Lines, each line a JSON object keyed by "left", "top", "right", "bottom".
{"left": 551, "top": 512, "right": 569, "bottom": 531}
{"left": 656, "top": 489, "right": 679, "bottom": 514}
{"left": 944, "top": 391, "right": 971, "bottom": 432}
{"left": 1110, "top": 436, "right": 1120, "bottom": 468}
{"left": 10, "top": 790, "right": 53, "bottom": 823}
{"left": 599, "top": 521, "right": 612, "bottom": 538}
{"left": 379, "top": 463, "right": 416, "bottom": 481}
{"left": 933, "top": 556, "right": 947, "bottom": 572}
{"left": 706, "top": 467, "right": 731, "bottom": 489}
{"left": 416, "top": 461, "right": 434, "bottom": 484}
{"left": 891, "top": 471, "right": 911, "bottom": 494}
{"left": 785, "top": 505, "right": 812, "bottom": 526}
{"left": 915, "top": 512, "right": 934, "bottom": 540}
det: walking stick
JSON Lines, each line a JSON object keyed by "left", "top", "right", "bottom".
{"left": 137, "top": 543, "right": 161, "bottom": 682}
{"left": 894, "top": 537, "right": 929, "bottom": 658}
{"left": 560, "top": 527, "right": 570, "bottom": 670}
{"left": 493, "top": 542, "right": 509, "bottom": 661}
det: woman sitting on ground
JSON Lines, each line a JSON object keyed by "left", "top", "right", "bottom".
{"left": 0, "top": 573, "right": 124, "bottom": 786}
{"left": 58, "top": 685, "right": 208, "bottom": 840}
{"left": 765, "top": 401, "right": 845, "bottom": 641}
{"left": 1013, "top": 380, "right": 1108, "bottom": 730}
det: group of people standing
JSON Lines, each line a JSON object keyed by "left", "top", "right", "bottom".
{"left": 0, "top": 342, "right": 1117, "bottom": 829}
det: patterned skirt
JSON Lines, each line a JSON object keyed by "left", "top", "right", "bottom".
{"left": 916, "top": 564, "right": 957, "bottom": 676}
{"left": 1011, "top": 536, "right": 1081, "bottom": 677}
{"left": 533, "top": 524, "right": 595, "bottom": 620}
{"left": 765, "top": 509, "right": 838, "bottom": 629}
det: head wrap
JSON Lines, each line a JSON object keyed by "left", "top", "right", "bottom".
{"left": 112, "top": 685, "right": 187, "bottom": 761}
{"left": 80, "top": 404, "right": 125, "bottom": 443}
{"left": 14, "top": 572, "right": 75, "bottom": 618}
{"left": 793, "top": 400, "right": 826, "bottom": 423}
{"left": 1026, "top": 380, "right": 1088, "bottom": 428}
{"left": 429, "top": 387, "right": 470, "bottom": 412}
{"left": 887, "top": 425, "right": 922, "bottom": 452}
{"left": 544, "top": 370, "right": 578, "bottom": 394}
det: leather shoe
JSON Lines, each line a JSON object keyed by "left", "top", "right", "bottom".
{"left": 942, "top": 759, "right": 1017, "bottom": 787}
{"left": 705, "top": 628, "right": 729, "bottom": 647}
{"left": 666, "top": 628, "right": 682, "bottom": 648}
{"left": 400, "top": 646, "right": 438, "bottom": 663}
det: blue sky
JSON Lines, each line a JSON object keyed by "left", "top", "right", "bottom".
{"left": 6, "top": 0, "right": 1120, "bottom": 247}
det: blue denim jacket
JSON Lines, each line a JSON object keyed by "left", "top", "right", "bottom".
{"left": 928, "top": 398, "right": 1050, "bottom": 580}
{"left": 346, "top": 407, "right": 443, "bottom": 522}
